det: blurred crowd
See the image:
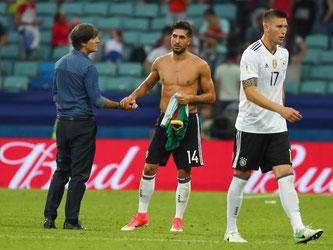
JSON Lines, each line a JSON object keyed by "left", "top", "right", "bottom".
{"left": 1, "top": 0, "right": 333, "bottom": 140}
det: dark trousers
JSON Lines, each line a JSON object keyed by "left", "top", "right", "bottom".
{"left": 44, "top": 119, "right": 97, "bottom": 223}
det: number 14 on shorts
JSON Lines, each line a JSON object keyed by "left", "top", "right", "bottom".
{"left": 187, "top": 150, "right": 198, "bottom": 164}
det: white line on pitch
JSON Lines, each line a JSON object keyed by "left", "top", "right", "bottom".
{"left": 243, "top": 194, "right": 279, "bottom": 199}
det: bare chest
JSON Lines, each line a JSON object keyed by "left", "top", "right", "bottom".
{"left": 159, "top": 63, "right": 199, "bottom": 87}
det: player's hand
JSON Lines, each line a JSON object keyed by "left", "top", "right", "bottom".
{"left": 279, "top": 107, "right": 302, "bottom": 123}
{"left": 120, "top": 97, "right": 138, "bottom": 111}
{"left": 127, "top": 100, "right": 138, "bottom": 110}
{"left": 176, "top": 94, "right": 193, "bottom": 105}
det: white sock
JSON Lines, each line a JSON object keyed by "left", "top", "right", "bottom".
{"left": 175, "top": 177, "right": 191, "bottom": 219}
{"left": 226, "top": 175, "right": 248, "bottom": 233}
{"left": 278, "top": 174, "right": 304, "bottom": 234}
{"left": 138, "top": 173, "right": 155, "bottom": 213}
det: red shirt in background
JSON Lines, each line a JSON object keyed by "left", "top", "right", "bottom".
{"left": 51, "top": 21, "right": 71, "bottom": 46}
{"left": 169, "top": 0, "right": 186, "bottom": 13}
{"left": 274, "top": 0, "right": 292, "bottom": 19}
{"left": 17, "top": 3, "right": 36, "bottom": 15}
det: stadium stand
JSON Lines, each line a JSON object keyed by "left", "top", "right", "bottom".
{"left": 36, "top": 2, "right": 57, "bottom": 16}
{"left": 0, "top": 0, "right": 332, "bottom": 141}
{"left": 14, "top": 61, "right": 39, "bottom": 78}
{"left": 284, "top": 81, "right": 299, "bottom": 95}
{"left": 300, "top": 81, "right": 327, "bottom": 95}
{"left": 0, "top": 2, "right": 6, "bottom": 15}
{"left": 0, "top": 60, "right": 13, "bottom": 76}
{"left": 214, "top": 4, "right": 237, "bottom": 22}
{"left": 134, "top": 4, "right": 159, "bottom": 18}
{"left": 3, "top": 76, "right": 30, "bottom": 92}
{"left": 95, "top": 62, "right": 117, "bottom": 77}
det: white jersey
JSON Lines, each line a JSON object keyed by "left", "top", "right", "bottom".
{"left": 235, "top": 40, "right": 288, "bottom": 134}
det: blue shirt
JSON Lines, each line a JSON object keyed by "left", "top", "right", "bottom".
{"left": 52, "top": 50, "right": 106, "bottom": 116}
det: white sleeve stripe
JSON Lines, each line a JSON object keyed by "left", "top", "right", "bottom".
{"left": 232, "top": 130, "right": 242, "bottom": 169}
{"left": 196, "top": 113, "right": 204, "bottom": 165}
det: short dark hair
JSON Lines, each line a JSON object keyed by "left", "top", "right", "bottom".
{"left": 70, "top": 23, "right": 98, "bottom": 50}
{"left": 263, "top": 9, "right": 288, "bottom": 23}
{"left": 172, "top": 20, "right": 192, "bottom": 37}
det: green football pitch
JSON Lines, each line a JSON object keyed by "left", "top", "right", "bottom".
{"left": 0, "top": 189, "right": 332, "bottom": 249}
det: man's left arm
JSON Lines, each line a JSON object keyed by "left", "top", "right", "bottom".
{"left": 177, "top": 61, "right": 216, "bottom": 104}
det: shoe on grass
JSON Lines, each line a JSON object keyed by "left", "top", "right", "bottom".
{"left": 294, "top": 226, "right": 323, "bottom": 244}
{"left": 224, "top": 231, "right": 247, "bottom": 243}
{"left": 121, "top": 212, "right": 148, "bottom": 231}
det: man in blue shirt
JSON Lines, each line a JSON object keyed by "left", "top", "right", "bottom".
{"left": 43, "top": 23, "right": 137, "bottom": 230}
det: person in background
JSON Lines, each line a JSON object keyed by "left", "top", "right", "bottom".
{"left": 154, "top": 25, "right": 172, "bottom": 48}
{"left": 6, "top": 0, "right": 25, "bottom": 32}
{"left": 104, "top": 29, "right": 124, "bottom": 66}
{"left": 0, "top": 20, "right": 9, "bottom": 76}
{"left": 199, "top": 104, "right": 214, "bottom": 140}
{"left": 214, "top": 50, "right": 240, "bottom": 114}
{"left": 199, "top": 8, "right": 230, "bottom": 60}
{"left": 51, "top": 10, "right": 71, "bottom": 47}
{"left": 163, "top": 0, "right": 192, "bottom": 25}
{"left": 244, "top": 12, "right": 264, "bottom": 49}
{"left": 320, "top": 0, "right": 333, "bottom": 48}
{"left": 291, "top": 0, "right": 316, "bottom": 38}
{"left": 270, "top": 0, "right": 293, "bottom": 19}
{"left": 15, "top": 0, "right": 42, "bottom": 60}
{"left": 144, "top": 32, "right": 172, "bottom": 74}
{"left": 283, "top": 22, "right": 307, "bottom": 83}
{"left": 0, "top": 21, "right": 8, "bottom": 50}
{"left": 43, "top": 23, "right": 137, "bottom": 230}
{"left": 188, "top": 22, "right": 200, "bottom": 55}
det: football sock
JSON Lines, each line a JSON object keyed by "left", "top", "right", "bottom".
{"left": 226, "top": 175, "right": 248, "bottom": 233}
{"left": 175, "top": 176, "right": 191, "bottom": 219}
{"left": 138, "top": 173, "right": 155, "bottom": 213}
{"left": 277, "top": 174, "right": 304, "bottom": 234}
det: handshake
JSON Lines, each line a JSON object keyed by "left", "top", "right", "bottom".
{"left": 119, "top": 96, "right": 138, "bottom": 111}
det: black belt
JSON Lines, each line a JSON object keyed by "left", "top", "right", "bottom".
{"left": 57, "top": 115, "right": 95, "bottom": 121}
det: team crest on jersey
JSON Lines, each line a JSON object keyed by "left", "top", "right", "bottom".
{"left": 280, "top": 59, "right": 287, "bottom": 69}
{"left": 243, "top": 64, "right": 251, "bottom": 74}
{"left": 272, "top": 59, "right": 277, "bottom": 68}
{"left": 239, "top": 157, "right": 247, "bottom": 167}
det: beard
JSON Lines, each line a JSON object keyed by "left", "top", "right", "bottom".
{"left": 173, "top": 47, "right": 186, "bottom": 55}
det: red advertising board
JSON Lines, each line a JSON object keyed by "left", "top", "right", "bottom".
{"left": 0, "top": 138, "right": 332, "bottom": 193}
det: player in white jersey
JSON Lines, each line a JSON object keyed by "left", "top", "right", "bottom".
{"left": 224, "top": 9, "right": 323, "bottom": 244}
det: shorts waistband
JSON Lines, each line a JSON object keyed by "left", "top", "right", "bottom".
{"left": 56, "top": 115, "right": 95, "bottom": 121}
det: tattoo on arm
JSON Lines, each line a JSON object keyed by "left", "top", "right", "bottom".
{"left": 242, "top": 78, "right": 257, "bottom": 89}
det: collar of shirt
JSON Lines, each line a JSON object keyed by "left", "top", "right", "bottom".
{"left": 72, "top": 50, "right": 89, "bottom": 59}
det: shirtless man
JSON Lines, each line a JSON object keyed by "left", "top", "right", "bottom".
{"left": 120, "top": 21, "right": 216, "bottom": 232}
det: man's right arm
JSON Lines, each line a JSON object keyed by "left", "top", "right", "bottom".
{"left": 120, "top": 58, "right": 160, "bottom": 109}
{"left": 243, "top": 78, "right": 302, "bottom": 123}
